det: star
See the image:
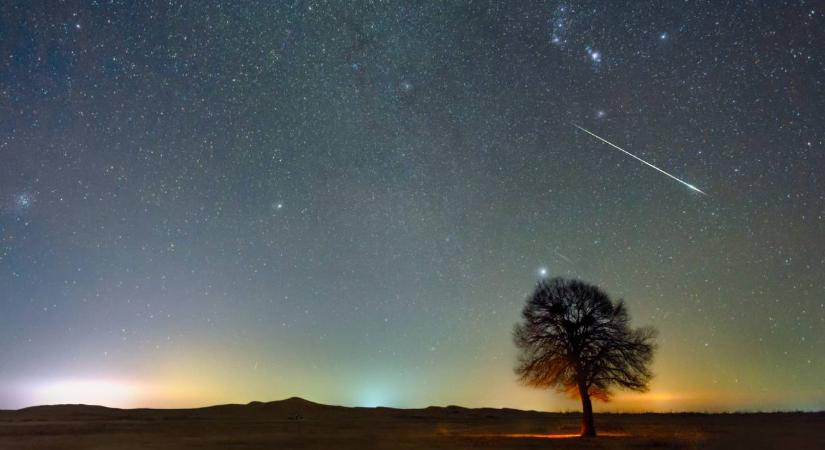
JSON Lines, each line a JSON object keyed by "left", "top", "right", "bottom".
{"left": 585, "top": 46, "right": 602, "bottom": 64}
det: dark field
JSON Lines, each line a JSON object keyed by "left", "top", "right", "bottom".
{"left": 0, "top": 398, "right": 822, "bottom": 449}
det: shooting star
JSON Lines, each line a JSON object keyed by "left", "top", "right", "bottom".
{"left": 572, "top": 123, "right": 707, "bottom": 195}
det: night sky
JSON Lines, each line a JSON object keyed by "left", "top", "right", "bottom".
{"left": 1, "top": 1, "right": 823, "bottom": 412}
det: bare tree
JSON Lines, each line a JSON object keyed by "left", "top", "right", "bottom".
{"left": 513, "top": 277, "right": 656, "bottom": 437}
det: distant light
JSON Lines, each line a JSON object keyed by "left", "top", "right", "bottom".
{"left": 659, "top": 32, "right": 669, "bottom": 40}
{"left": 29, "top": 379, "right": 138, "bottom": 407}
{"left": 538, "top": 267, "right": 548, "bottom": 277}
{"left": 356, "top": 385, "right": 395, "bottom": 408}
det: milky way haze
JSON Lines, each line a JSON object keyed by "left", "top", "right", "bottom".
{"left": 1, "top": 1, "right": 823, "bottom": 411}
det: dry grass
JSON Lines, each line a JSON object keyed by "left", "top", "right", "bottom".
{"left": 0, "top": 399, "right": 822, "bottom": 449}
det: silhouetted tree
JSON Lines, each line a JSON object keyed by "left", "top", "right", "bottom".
{"left": 513, "top": 277, "right": 656, "bottom": 437}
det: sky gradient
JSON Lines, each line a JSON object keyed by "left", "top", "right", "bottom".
{"left": 1, "top": 1, "right": 823, "bottom": 412}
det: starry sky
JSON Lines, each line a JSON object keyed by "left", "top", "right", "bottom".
{"left": 1, "top": 1, "right": 823, "bottom": 412}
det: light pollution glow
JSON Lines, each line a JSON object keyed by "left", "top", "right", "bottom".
{"left": 5, "top": 351, "right": 819, "bottom": 412}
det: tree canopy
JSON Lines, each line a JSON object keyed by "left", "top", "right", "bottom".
{"left": 513, "top": 277, "right": 657, "bottom": 436}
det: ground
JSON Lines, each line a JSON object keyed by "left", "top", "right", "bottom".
{"left": 0, "top": 398, "right": 821, "bottom": 449}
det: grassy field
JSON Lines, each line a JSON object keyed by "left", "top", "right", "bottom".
{"left": 0, "top": 398, "right": 822, "bottom": 449}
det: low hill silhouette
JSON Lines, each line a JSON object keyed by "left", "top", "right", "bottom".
{"left": 1, "top": 397, "right": 556, "bottom": 423}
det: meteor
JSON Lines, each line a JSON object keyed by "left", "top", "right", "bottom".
{"left": 572, "top": 123, "right": 707, "bottom": 195}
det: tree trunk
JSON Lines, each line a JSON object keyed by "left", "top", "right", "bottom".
{"left": 579, "top": 384, "right": 596, "bottom": 437}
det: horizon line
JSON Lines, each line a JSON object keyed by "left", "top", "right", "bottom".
{"left": 6, "top": 397, "right": 823, "bottom": 415}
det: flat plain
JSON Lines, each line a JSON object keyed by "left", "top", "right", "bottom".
{"left": 0, "top": 397, "right": 822, "bottom": 449}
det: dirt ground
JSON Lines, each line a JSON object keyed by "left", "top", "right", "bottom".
{"left": 0, "top": 398, "right": 822, "bottom": 449}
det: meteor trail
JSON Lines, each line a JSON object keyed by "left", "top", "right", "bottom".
{"left": 572, "top": 123, "right": 707, "bottom": 195}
